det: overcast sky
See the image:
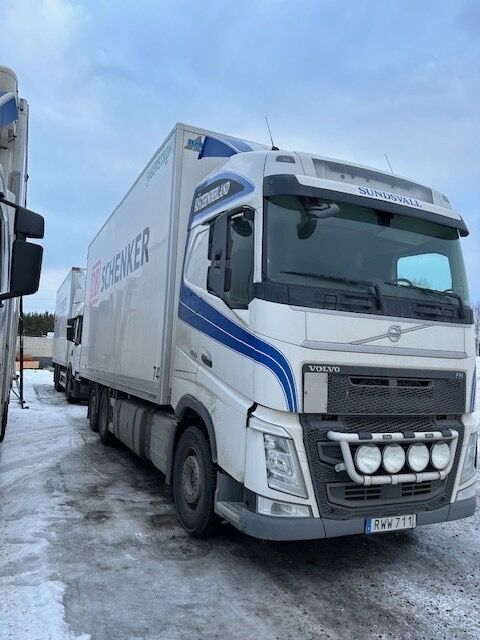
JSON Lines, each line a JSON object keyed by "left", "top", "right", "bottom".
{"left": 0, "top": 0, "right": 479, "bottom": 312}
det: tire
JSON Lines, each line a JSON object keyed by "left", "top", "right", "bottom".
{"left": 0, "top": 401, "right": 8, "bottom": 443}
{"left": 173, "top": 426, "right": 217, "bottom": 536}
{"left": 97, "top": 388, "right": 114, "bottom": 445}
{"left": 65, "top": 368, "right": 76, "bottom": 403}
{"left": 54, "top": 365, "right": 63, "bottom": 392}
{"left": 88, "top": 384, "right": 100, "bottom": 431}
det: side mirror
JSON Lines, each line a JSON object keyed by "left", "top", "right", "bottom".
{"left": 0, "top": 194, "right": 45, "bottom": 239}
{"left": 207, "top": 213, "right": 229, "bottom": 296}
{"left": 0, "top": 194, "right": 45, "bottom": 300}
{"left": 305, "top": 203, "right": 340, "bottom": 219}
{"left": 231, "top": 216, "right": 253, "bottom": 238}
{"left": 15, "top": 205, "right": 45, "bottom": 239}
{"left": 297, "top": 202, "right": 340, "bottom": 239}
{"left": 0, "top": 240, "right": 43, "bottom": 301}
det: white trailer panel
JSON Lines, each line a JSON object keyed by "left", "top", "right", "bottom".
{"left": 80, "top": 124, "right": 224, "bottom": 403}
{"left": 52, "top": 268, "right": 85, "bottom": 367}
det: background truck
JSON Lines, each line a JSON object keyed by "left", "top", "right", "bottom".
{"left": 52, "top": 266, "right": 88, "bottom": 402}
{"left": 80, "top": 122, "right": 478, "bottom": 539}
{"left": 0, "top": 66, "right": 44, "bottom": 442}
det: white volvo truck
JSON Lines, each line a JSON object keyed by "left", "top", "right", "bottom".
{"left": 52, "top": 267, "right": 88, "bottom": 402}
{"left": 0, "top": 66, "right": 44, "bottom": 442}
{"left": 80, "top": 123, "right": 477, "bottom": 539}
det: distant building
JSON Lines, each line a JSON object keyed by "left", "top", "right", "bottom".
{"left": 16, "top": 335, "right": 53, "bottom": 368}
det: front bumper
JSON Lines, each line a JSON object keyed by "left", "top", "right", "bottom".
{"left": 218, "top": 496, "right": 476, "bottom": 541}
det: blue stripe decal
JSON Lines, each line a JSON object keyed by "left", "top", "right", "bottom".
{"left": 179, "top": 284, "right": 298, "bottom": 412}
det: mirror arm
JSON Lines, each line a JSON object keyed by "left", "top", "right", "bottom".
{"left": 0, "top": 193, "right": 18, "bottom": 209}
{"left": 0, "top": 193, "right": 45, "bottom": 239}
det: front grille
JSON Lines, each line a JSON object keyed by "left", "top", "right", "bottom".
{"left": 401, "top": 482, "right": 433, "bottom": 498}
{"left": 302, "top": 414, "right": 464, "bottom": 520}
{"left": 343, "top": 485, "right": 382, "bottom": 501}
{"left": 326, "top": 371, "right": 466, "bottom": 415}
{"left": 327, "top": 480, "right": 443, "bottom": 509}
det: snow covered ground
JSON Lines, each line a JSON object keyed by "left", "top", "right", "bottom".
{"left": 0, "top": 369, "right": 479, "bottom": 640}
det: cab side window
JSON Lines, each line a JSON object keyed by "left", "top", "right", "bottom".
{"left": 74, "top": 315, "right": 83, "bottom": 345}
{"left": 184, "top": 228, "right": 209, "bottom": 289}
{"left": 224, "top": 212, "right": 254, "bottom": 308}
{"left": 207, "top": 208, "right": 254, "bottom": 309}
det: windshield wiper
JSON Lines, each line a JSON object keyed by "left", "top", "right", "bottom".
{"left": 282, "top": 271, "right": 383, "bottom": 310}
{"left": 384, "top": 281, "right": 465, "bottom": 318}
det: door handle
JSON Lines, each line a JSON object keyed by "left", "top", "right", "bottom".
{"left": 201, "top": 353, "right": 212, "bottom": 368}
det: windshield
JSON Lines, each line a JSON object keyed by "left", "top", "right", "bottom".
{"left": 264, "top": 195, "right": 469, "bottom": 306}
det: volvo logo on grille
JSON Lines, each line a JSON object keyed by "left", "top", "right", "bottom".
{"left": 387, "top": 325, "right": 402, "bottom": 343}
{"left": 307, "top": 364, "right": 341, "bottom": 373}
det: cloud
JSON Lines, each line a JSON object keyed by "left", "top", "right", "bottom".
{"left": 0, "top": 0, "right": 479, "bottom": 308}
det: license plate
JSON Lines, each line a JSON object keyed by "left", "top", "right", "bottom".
{"left": 365, "top": 514, "right": 416, "bottom": 534}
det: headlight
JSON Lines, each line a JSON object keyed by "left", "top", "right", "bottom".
{"left": 460, "top": 433, "right": 478, "bottom": 485}
{"left": 407, "top": 443, "right": 429, "bottom": 472}
{"left": 430, "top": 442, "right": 451, "bottom": 470}
{"left": 355, "top": 444, "right": 381, "bottom": 474}
{"left": 382, "top": 444, "right": 406, "bottom": 473}
{"left": 264, "top": 434, "right": 308, "bottom": 498}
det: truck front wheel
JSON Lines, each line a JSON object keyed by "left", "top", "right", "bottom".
{"left": 97, "top": 388, "right": 114, "bottom": 446}
{"left": 54, "top": 365, "right": 63, "bottom": 392}
{"left": 173, "top": 426, "right": 216, "bottom": 536}
{"left": 0, "top": 401, "right": 8, "bottom": 443}
{"left": 65, "top": 369, "right": 76, "bottom": 403}
{"left": 88, "top": 384, "right": 100, "bottom": 431}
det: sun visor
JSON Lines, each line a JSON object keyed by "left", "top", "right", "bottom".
{"left": 264, "top": 174, "right": 469, "bottom": 237}
{"left": 199, "top": 134, "right": 266, "bottom": 159}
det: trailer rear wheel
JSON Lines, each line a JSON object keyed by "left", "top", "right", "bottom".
{"left": 98, "top": 388, "right": 114, "bottom": 446}
{"left": 54, "top": 365, "right": 63, "bottom": 392}
{"left": 173, "top": 426, "right": 216, "bottom": 536}
{"left": 88, "top": 384, "right": 100, "bottom": 431}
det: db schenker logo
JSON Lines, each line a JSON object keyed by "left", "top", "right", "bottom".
{"left": 90, "top": 260, "right": 101, "bottom": 305}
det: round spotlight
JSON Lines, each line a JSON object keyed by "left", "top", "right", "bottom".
{"left": 407, "top": 443, "right": 430, "bottom": 472}
{"left": 355, "top": 444, "right": 382, "bottom": 474}
{"left": 431, "top": 442, "right": 451, "bottom": 470}
{"left": 382, "top": 444, "right": 406, "bottom": 474}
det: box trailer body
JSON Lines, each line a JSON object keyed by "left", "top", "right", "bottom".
{"left": 81, "top": 125, "right": 234, "bottom": 402}
{"left": 0, "top": 66, "right": 44, "bottom": 442}
{"left": 80, "top": 122, "right": 478, "bottom": 539}
{"left": 52, "top": 267, "right": 86, "bottom": 399}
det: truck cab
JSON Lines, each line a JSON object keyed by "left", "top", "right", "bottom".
{"left": 0, "top": 66, "right": 44, "bottom": 442}
{"left": 172, "top": 145, "right": 477, "bottom": 538}
{"left": 65, "top": 306, "right": 88, "bottom": 402}
{"left": 53, "top": 267, "right": 88, "bottom": 402}
{"left": 80, "top": 124, "right": 476, "bottom": 539}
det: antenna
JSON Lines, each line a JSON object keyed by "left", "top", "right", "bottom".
{"left": 384, "top": 153, "right": 394, "bottom": 174}
{"left": 265, "top": 116, "right": 279, "bottom": 151}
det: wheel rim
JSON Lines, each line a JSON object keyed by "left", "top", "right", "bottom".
{"left": 181, "top": 452, "right": 202, "bottom": 507}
